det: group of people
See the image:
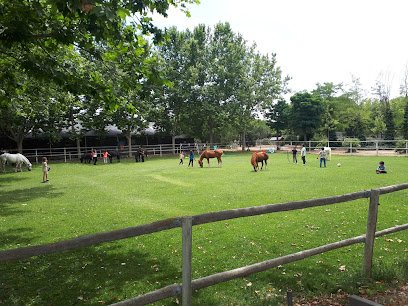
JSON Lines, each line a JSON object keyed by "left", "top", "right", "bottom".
{"left": 40, "top": 145, "right": 389, "bottom": 184}
{"left": 291, "top": 145, "right": 330, "bottom": 168}
{"left": 135, "top": 147, "right": 146, "bottom": 162}
{"left": 179, "top": 150, "right": 195, "bottom": 167}
{"left": 291, "top": 144, "right": 310, "bottom": 166}
{"left": 291, "top": 144, "right": 387, "bottom": 173}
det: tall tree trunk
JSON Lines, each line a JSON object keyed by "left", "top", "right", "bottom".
{"left": 76, "top": 137, "right": 81, "bottom": 157}
{"left": 17, "top": 137, "right": 23, "bottom": 153}
{"left": 8, "top": 129, "right": 25, "bottom": 153}
{"left": 172, "top": 134, "right": 176, "bottom": 154}
{"left": 209, "top": 131, "right": 214, "bottom": 148}
{"left": 126, "top": 131, "right": 132, "bottom": 157}
{"left": 241, "top": 130, "right": 246, "bottom": 151}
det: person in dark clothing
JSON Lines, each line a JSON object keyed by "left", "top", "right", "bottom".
{"left": 292, "top": 146, "right": 298, "bottom": 164}
{"left": 188, "top": 150, "right": 194, "bottom": 167}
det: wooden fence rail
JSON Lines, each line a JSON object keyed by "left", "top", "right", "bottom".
{"left": 1, "top": 183, "right": 408, "bottom": 306}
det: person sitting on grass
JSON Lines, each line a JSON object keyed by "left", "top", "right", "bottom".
{"left": 376, "top": 161, "right": 387, "bottom": 174}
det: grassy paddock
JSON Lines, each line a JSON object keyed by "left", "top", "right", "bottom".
{"left": 0, "top": 152, "right": 407, "bottom": 305}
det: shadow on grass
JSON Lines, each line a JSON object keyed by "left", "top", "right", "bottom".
{"left": 0, "top": 227, "right": 38, "bottom": 250}
{"left": 0, "top": 185, "right": 63, "bottom": 217}
{"left": 0, "top": 175, "right": 28, "bottom": 187}
{"left": 0, "top": 243, "right": 211, "bottom": 306}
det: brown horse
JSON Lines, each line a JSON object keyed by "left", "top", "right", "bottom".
{"left": 251, "top": 151, "right": 269, "bottom": 172}
{"left": 198, "top": 149, "right": 223, "bottom": 168}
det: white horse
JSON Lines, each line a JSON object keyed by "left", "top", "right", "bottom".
{"left": 0, "top": 153, "right": 32, "bottom": 172}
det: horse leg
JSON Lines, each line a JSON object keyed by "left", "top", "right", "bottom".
{"left": 207, "top": 158, "right": 210, "bottom": 167}
{"left": 264, "top": 160, "right": 267, "bottom": 170}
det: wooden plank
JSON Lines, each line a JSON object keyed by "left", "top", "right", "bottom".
{"left": 193, "top": 190, "right": 371, "bottom": 226}
{"left": 110, "top": 223, "right": 408, "bottom": 305}
{"left": 191, "top": 234, "right": 367, "bottom": 290}
{"left": 363, "top": 190, "right": 380, "bottom": 278}
{"left": 111, "top": 284, "right": 181, "bottom": 306}
{"left": 377, "top": 183, "right": 408, "bottom": 195}
{"left": 182, "top": 217, "right": 193, "bottom": 306}
{"left": 0, "top": 218, "right": 181, "bottom": 262}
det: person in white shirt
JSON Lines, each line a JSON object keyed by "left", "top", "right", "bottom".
{"left": 300, "top": 144, "right": 307, "bottom": 165}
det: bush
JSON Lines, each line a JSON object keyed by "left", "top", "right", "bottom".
{"left": 395, "top": 140, "right": 408, "bottom": 154}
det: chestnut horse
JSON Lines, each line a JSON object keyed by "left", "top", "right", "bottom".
{"left": 198, "top": 149, "right": 223, "bottom": 168}
{"left": 251, "top": 151, "right": 269, "bottom": 172}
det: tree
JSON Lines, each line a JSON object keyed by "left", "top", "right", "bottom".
{"left": 289, "top": 92, "right": 323, "bottom": 141}
{"left": 153, "top": 27, "right": 192, "bottom": 153}
{"left": 400, "top": 64, "right": 408, "bottom": 98}
{"left": 383, "top": 103, "right": 395, "bottom": 142}
{"left": 0, "top": 71, "right": 65, "bottom": 152}
{"left": 245, "top": 119, "right": 273, "bottom": 146}
{"left": 403, "top": 100, "right": 408, "bottom": 139}
{"left": 266, "top": 100, "right": 290, "bottom": 136}
{"left": 372, "top": 73, "right": 395, "bottom": 142}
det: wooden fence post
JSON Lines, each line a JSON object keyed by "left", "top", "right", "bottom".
{"left": 182, "top": 217, "right": 193, "bottom": 306}
{"left": 363, "top": 189, "right": 380, "bottom": 278}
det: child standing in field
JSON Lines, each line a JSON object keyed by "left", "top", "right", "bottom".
{"left": 179, "top": 151, "right": 185, "bottom": 165}
{"left": 376, "top": 161, "right": 387, "bottom": 174}
{"left": 42, "top": 157, "right": 49, "bottom": 183}
{"left": 318, "top": 147, "right": 327, "bottom": 168}
{"left": 103, "top": 151, "right": 109, "bottom": 164}
{"left": 188, "top": 150, "right": 194, "bottom": 167}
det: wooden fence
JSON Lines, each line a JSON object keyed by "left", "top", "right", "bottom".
{"left": 1, "top": 183, "right": 408, "bottom": 305}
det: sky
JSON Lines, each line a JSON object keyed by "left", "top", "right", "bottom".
{"left": 153, "top": 0, "right": 408, "bottom": 99}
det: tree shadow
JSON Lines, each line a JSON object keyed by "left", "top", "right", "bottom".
{"left": 0, "top": 175, "right": 28, "bottom": 188}
{"left": 0, "top": 243, "right": 189, "bottom": 305}
{"left": 0, "top": 185, "right": 63, "bottom": 217}
{"left": 0, "top": 227, "right": 38, "bottom": 249}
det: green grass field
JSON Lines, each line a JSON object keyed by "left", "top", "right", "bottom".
{"left": 1, "top": 152, "right": 407, "bottom": 305}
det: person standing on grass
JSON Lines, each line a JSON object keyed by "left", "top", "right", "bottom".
{"left": 300, "top": 144, "right": 307, "bottom": 165}
{"left": 188, "top": 150, "right": 194, "bottom": 167}
{"left": 318, "top": 147, "right": 327, "bottom": 168}
{"left": 103, "top": 151, "right": 109, "bottom": 164}
{"left": 42, "top": 157, "right": 49, "bottom": 183}
{"left": 92, "top": 149, "right": 98, "bottom": 165}
{"left": 179, "top": 151, "right": 185, "bottom": 165}
{"left": 292, "top": 146, "right": 298, "bottom": 164}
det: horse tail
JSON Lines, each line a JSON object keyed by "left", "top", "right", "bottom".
{"left": 264, "top": 153, "right": 269, "bottom": 160}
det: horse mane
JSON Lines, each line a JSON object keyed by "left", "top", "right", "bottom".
{"left": 19, "top": 154, "right": 31, "bottom": 165}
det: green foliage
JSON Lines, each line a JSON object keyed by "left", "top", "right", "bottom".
{"left": 155, "top": 23, "right": 288, "bottom": 145}
{"left": 290, "top": 91, "right": 324, "bottom": 140}
{"left": 384, "top": 103, "right": 396, "bottom": 142}
{"left": 266, "top": 100, "right": 290, "bottom": 136}
{"left": 0, "top": 154, "right": 407, "bottom": 304}
{"left": 402, "top": 100, "right": 408, "bottom": 139}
